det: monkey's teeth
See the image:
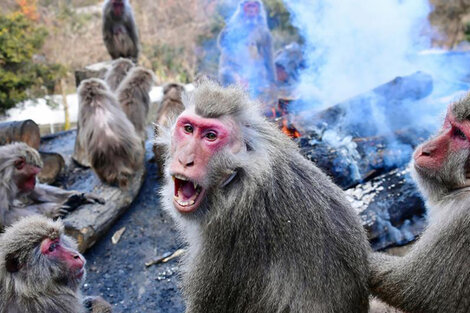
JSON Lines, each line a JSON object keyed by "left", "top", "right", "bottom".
{"left": 193, "top": 182, "right": 198, "bottom": 189}
{"left": 174, "top": 174, "right": 188, "bottom": 181}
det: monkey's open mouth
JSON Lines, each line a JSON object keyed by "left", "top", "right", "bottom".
{"left": 75, "top": 267, "right": 85, "bottom": 280}
{"left": 172, "top": 174, "right": 205, "bottom": 213}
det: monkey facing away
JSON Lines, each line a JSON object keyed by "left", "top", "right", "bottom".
{"left": 153, "top": 83, "right": 185, "bottom": 175}
{"left": 158, "top": 81, "right": 369, "bottom": 312}
{"left": 369, "top": 96, "right": 470, "bottom": 313}
{"left": 102, "top": 0, "right": 139, "bottom": 62}
{"left": 0, "top": 142, "right": 103, "bottom": 229}
{"left": 116, "top": 66, "right": 155, "bottom": 141}
{"left": 104, "top": 57, "right": 135, "bottom": 91}
{"left": 77, "top": 78, "right": 144, "bottom": 188}
{"left": 0, "top": 216, "right": 112, "bottom": 313}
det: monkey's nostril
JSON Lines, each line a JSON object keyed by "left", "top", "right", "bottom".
{"left": 421, "top": 150, "right": 431, "bottom": 157}
{"left": 186, "top": 161, "right": 194, "bottom": 167}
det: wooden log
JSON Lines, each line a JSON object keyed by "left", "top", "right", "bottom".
{"left": 38, "top": 152, "right": 65, "bottom": 184}
{"left": 311, "top": 71, "right": 434, "bottom": 137}
{"left": 64, "top": 164, "right": 145, "bottom": 252}
{"left": 39, "top": 130, "right": 146, "bottom": 253}
{"left": 0, "top": 120, "right": 40, "bottom": 149}
{"left": 74, "top": 61, "right": 112, "bottom": 87}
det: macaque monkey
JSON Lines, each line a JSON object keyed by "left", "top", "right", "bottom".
{"left": 104, "top": 57, "right": 135, "bottom": 91}
{"left": 0, "top": 142, "right": 103, "bottom": 229}
{"left": 369, "top": 95, "right": 470, "bottom": 313}
{"left": 0, "top": 216, "right": 112, "bottom": 312}
{"left": 158, "top": 81, "right": 369, "bottom": 312}
{"left": 102, "top": 0, "right": 139, "bottom": 62}
{"left": 77, "top": 78, "right": 144, "bottom": 188}
{"left": 116, "top": 66, "right": 155, "bottom": 141}
{"left": 218, "top": 0, "right": 277, "bottom": 107}
{"left": 153, "top": 83, "right": 185, "bottom": 175}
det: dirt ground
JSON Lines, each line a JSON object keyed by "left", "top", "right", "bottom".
{"left": 83, "top": 146, "right": 186, "bottom": 313}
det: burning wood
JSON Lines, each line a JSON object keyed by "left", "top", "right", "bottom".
{"left": 267, "top": 97, "right": 302, "bottom": 138}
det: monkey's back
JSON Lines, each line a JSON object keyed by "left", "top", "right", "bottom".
{"left": 78, "top": 93, "right": 143, "bottom": 186}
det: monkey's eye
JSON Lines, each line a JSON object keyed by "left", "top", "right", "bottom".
{"left": 205, "top": 131, "right": 217, "bottom": 141}
{"left": 184, "top": 125, "right": 194, "bottom": 134}
{"left": 453, "top": 127, "right": 467, "bottom": 140}
{"left": 14, "top": 159, "right": 25, "bottom": 170}
{"left": 48, "top": 242, "right": 58, "bottom": 253}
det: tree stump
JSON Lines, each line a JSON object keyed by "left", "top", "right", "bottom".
{"left": 38, "top": 152, "right": 65, "bottom": 184}
{"left": 0, "top": 120, "right": 40, "bottom": 149}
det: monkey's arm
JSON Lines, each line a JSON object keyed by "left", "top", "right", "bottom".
{"left": 260, "top": 31, "right": 277, "bottom": 84}
{"left": 124, "top": 15, "right": 139, "bottom": 59}
{"left": 30, "top": 184, "right": 104, "bottom": 207}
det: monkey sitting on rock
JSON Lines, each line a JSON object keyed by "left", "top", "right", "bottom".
{"left": 0, "top": 142, "right": 104, "bottom": 229}
{"left": 369, "top": 95, "right": 470, "bottom": 313}
{"left": 0, "top": 216, "right": 112, "bottom": 313}
{"left": 158, "top": 80, "right": 370, "bottom": 312}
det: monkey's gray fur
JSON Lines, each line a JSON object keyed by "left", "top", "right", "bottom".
{"left": 116, "top": 66, "right": 155, "bottom": 141}
{"left": 77, "top": 78, "right": 143, "bottom": 188}
{"left": 159, "top": 81, "right": 370, "bottom": 313}
{"left": 102, "top": 0, "right": 139, "bottom": 62}
{"left": 0, "top": 216, "right": 111, "bottom": 313}
{"left": 0, "top": 143, "right": 103, "bottom": 229}
{"left": 104, "top": 58, "right": 135, "bottom": 91}
{"left": 369, "top": 95, "right": 470, "bottom": 313}
{"left": 153, "top": 83, "right": 185, "bottom": 176}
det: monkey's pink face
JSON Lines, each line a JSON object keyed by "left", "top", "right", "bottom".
{"left": 112, "top": 0, "right": 124, "bottom": 17}
{"left": 244, "top": 1, "right": 260, "bottom": 18}
{"left": 414, "top": 112, "right": 470, "bottom": 171}
{"left": 170, "top": 112, "right": 243, "bottom": 214}
{"left": 40, "top": 238, "right": 86, "bottom": 280}
{"left": 14, "top": 158, "right": 41, "bottom": 192}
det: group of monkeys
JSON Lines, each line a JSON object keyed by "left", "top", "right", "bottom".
{"left": 0, "top": 78, "right": 468, "bottom": 313}
{"left": 0, "top": 0, "right": 468, "bottom": 312}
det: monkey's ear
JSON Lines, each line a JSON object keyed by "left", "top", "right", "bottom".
{"left": 5, "top": 254, "right": 21, "bottom": 273}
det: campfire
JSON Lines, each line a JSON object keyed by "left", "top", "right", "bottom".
{"left": 267, "top": 98, "right": 302, "bottom": 138}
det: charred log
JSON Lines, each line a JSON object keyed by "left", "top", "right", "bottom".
{"left": 346, "top": 167, "right": 427, "bottom": 250}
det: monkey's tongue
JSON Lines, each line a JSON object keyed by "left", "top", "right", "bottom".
{"left": 181, "top": 181, "right": 197, "bottom": 200}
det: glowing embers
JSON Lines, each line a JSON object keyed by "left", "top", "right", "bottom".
{"left": 172, "top": 174, "right": 206, "bottom": 213}
{"left": 266, "top": 98, "right": 302, "bottom": 138}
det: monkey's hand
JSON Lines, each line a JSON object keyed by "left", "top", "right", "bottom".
{"left": 60, "top": 193, "right": 105, "bottom": 213}
{"left": 83, "top": 296, "right": 112, "bottom": 313}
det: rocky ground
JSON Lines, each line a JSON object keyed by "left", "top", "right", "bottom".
{"left": 83, "top": 146, "right": 186, "bottom": 313}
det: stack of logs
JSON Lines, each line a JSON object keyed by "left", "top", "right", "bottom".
{"left": 291, "top": 71, "right": 434, "bottom": 250}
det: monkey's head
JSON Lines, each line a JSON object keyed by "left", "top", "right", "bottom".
{"left": 243, "top": 0, "right": 261, "bottom": 18}
{"left": 110, "top": 0, "right": 125, "bottom": 18}
{"left": 126, "top": 67, "right": 155, "bottom": 91}
{"left": 78, "top": 78, "right": 110, "bottom": 105}
{"left": 163, "top": 83, "right": 185, "bottom": 101}
{"left": 0, "top": 143, "right": 42, "bottom": 194}
{"left": 0, "top": 216, "right": 86, "bottom": 291}
{"left": 109, "top": 58, "right": 134, "bottom": 75}
{"left": 166, "top": 81, "right": 265, "bottom": 215}
{"left": 412, "top": 94, "right": 470, "bottom": 203}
